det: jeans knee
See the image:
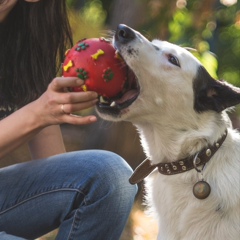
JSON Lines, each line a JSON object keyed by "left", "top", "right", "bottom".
{"left": 93, "top": 150, "right": 138, "bottom": 203}
{"left": 78, "top": 150, "right": 137, "bottom": 205}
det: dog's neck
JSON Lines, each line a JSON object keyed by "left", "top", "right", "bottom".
{"left": 134, "top": 111, "right": 229, "bottom": 165}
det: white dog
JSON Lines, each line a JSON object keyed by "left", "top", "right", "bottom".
{"left": 97, "top": 24, "right": 240, "bottom": 240}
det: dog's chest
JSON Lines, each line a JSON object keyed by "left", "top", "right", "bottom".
{"left": 148, "top": 172, "right": 194, "bottom": 217}
{"left": 145, "top": 173, "right": 192, "bottom": 238}
{"left": 146, "top": 170, "right": 240, "bottom": 240}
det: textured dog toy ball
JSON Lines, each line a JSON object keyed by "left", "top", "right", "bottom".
{"left": 63, "top": 38, "right": 127, "bottom": 98}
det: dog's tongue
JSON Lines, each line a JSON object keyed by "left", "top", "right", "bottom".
{"left": 115, "top": 89, "right": 139, "bottom": 104}
{"left": 114, "top": 68, "right": 139, "bottom": 104}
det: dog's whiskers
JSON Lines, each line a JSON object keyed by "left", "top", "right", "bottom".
{"left": 100, "top": 30, "right": 115, "bottom": 40}
{"left": 142, "top": 30, "right": 152, "bottom": 40}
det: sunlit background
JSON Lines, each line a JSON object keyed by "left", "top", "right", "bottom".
{"left": 1, "top": 0, "right": 239, "bottom": 239}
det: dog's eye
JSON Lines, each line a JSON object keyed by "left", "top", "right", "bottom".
{"left": 168, "top": 54, "right": 180, "bottom": 67}
{"left": 153, "top": 45, "right": 160, "bottom": 51}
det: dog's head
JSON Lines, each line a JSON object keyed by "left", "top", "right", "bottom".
{"left": 97, "top": 24, "right": 240, "bottom": 124}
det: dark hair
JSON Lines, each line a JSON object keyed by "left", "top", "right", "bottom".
{"left": 0, "top": 0, "right": 73, "bottom": 108}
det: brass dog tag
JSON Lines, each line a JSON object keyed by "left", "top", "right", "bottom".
{"left": 193, "top": 180, "right": 211, "bottom": 199}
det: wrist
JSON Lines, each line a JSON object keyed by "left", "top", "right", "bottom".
{"left": 22, "top": 101, "right": 49, "bottom": 130}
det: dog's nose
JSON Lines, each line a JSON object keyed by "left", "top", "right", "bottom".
{"left": 115, "top": 24, "right": 136, "bottom": 44}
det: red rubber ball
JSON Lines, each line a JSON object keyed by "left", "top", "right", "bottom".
{"left": 62, "top": 38, "right": 127, "bottom": 98}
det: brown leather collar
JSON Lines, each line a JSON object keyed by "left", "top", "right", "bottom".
{"left": 129, "top": 130, "right": 228, "bottom": 184}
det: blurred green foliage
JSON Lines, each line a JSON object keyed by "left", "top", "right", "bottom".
{"left": 66, "top": 0, "right": 107, "bottom": 42}
{"left": 66, "top": 0, "right": 240, "bottom": 85}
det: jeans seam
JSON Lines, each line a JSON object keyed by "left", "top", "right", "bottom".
{"left": 67, "top": 208, "right": 80, "bottom": 240}
{"left": 0, "top": 188, "right": 85, "bottom": 215}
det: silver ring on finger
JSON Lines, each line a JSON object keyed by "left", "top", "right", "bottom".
{"left": 61, "top": 104, "right": 68, "bottom": 114}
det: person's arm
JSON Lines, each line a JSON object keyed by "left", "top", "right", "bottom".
{"left": 0, "top": 77, "right": 98, "bottom": 160}
{"left": 28, "top": 125, "right": 66, "bottom": 160}
{"left": 0, "top": 104, "right": 43, "bottom": 159}
{"left": 0, "top": 104, "right": 65, "bottom": 159}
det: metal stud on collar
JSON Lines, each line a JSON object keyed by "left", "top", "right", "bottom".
{"left": 206, "top": 149, "right": 212, "bottom": 157}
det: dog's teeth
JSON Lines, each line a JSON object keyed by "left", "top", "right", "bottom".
{"left": 115, "top": 50, "right": 123, "bottom": 60}
{"left": 100, "top": 96, "right": 108, "bottom": 103}
{"left": 110, "top": 101, "right": 116, "bottom": 107}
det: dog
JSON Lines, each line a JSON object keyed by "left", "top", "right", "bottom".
{"left": 97, "top": 24, "right": 240, "bottom": 240}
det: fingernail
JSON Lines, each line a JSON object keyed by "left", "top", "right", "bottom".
{"left": 93, "top": 94, "right": 98, "bottom": 99}
{"left": 76, "top": 79, "right": 84, "bottom": 85}
{"left": 90, "top": 116, "right": 97, "bottom": 122}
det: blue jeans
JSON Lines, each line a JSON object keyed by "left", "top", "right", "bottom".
{"left": 0, "top": 150, "right": 137, "bottom": 240}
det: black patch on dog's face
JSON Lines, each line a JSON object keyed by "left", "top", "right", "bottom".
{"left": 193, "top": 66, "right": 240, "bottom": 113}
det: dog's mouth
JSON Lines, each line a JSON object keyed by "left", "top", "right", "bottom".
{"left": 97, "top": 52, "right": 140, "bottom": 116}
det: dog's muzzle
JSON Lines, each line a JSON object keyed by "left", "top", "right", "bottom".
{"left": 96, "top": 24, "right": 140, "bottom": 117}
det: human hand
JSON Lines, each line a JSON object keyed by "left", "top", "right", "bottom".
{"left": 31, "top": 77, "right": 98, "bottom": 127}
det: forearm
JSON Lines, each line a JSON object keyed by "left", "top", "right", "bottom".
{"left": 0, "top": 104, "right": 43, "bottom": 159}
{"left": 0, "top": 77, "right": 98, "bottom": 159}
{"left": 28, "top": 125, "right": 66, "bottom": 160}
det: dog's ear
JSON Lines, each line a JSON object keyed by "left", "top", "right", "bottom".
{"left": 193, "top": 65, "right": 240, "bottom": 113}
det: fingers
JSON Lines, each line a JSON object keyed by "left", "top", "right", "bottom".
{"left": 60, "top": 91, "right": 98, "bottom": 105}
{"left": 38, "top": 77, "right": 100, "bottom": 126}
{"left": 49, "top": 76, "right": 99, "bottom": 107}
{"left": 60, "top": 98, "right": 98, "bottom": 114}
{"left": 48, "top": 76, "right": 99, "bottom": 110}
{"left": 50, "top": 77, "right": 84, "bottom": 92}
{"left": 62, "top": 114, "right": 98, "bottom": 125}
